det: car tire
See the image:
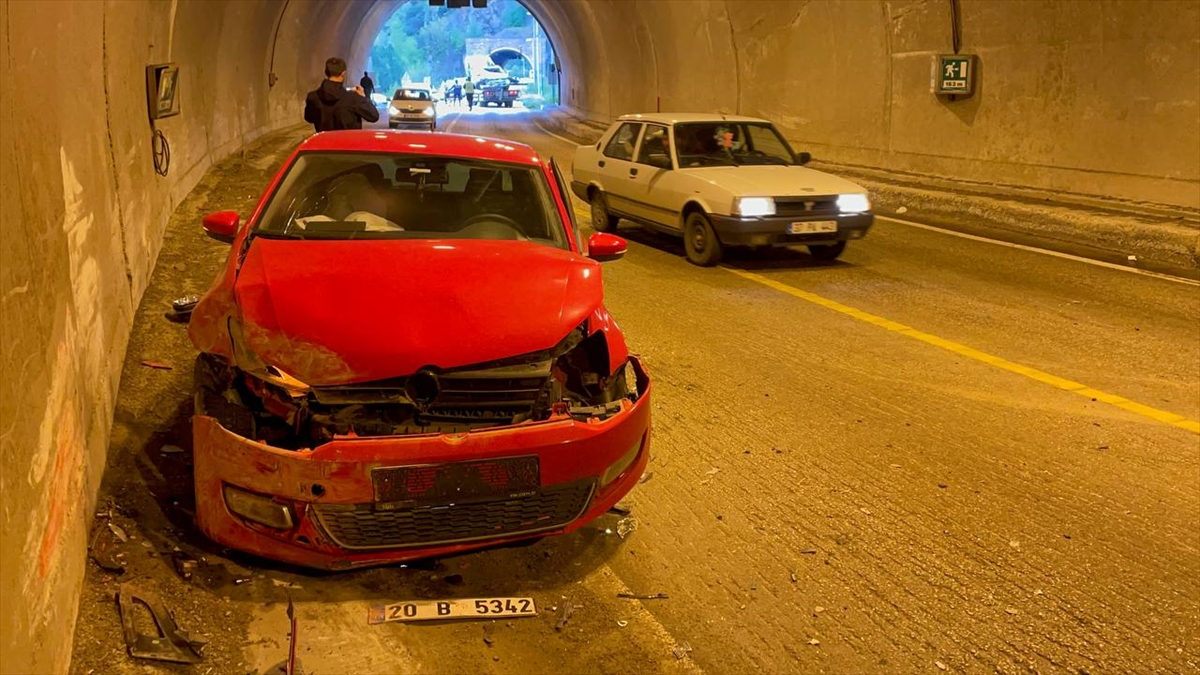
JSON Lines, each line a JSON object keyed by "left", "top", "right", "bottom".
{"left": 590, "top": 192, "right": 619, "bottom": 233}
{"left": 504, "top": 101, "right": 513, "bottom": 108}
{"left": 807, "top": 241, "right": 847, "bottom": 261}
{"left": 684, "top": 211, "right": 723, "bottom": 266}
{"left": 429, "top": 123, "right": 436, "bottom": 132}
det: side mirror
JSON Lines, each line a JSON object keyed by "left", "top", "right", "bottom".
{"left": 587, "top": 232, "right": 627, "bottom": 262}
{"left": 797, "top": 151, "right": 812, "bottom": 166}
{"left": 202, "top": 211, "right": 240, "bottom": 244}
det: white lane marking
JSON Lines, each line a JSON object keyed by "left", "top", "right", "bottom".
{"left": 878, "top": 215, "right": 1200, "bottom": 286}
{"left": 532, "top": 119, "right": 585, "bottom": 147}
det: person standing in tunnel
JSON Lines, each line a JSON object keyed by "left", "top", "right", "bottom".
{"left": 359, "top": 71, "right": 375, "bottom": 101}
{"left": 463, "top": 78, "right": 475, "bottom": 111}
{"left": 303, "top": 57, "right": 379, "bottom": 133}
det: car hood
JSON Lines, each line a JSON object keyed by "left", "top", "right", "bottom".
{"left": 233, "top": 238, "right": 603, "bottom": 386}
{"left": 685, "top": 165, "right": 867, "bottom": 197}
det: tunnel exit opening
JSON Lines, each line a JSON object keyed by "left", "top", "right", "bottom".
{"left": 365, "top": 0, "right": 559, "bottom": 108}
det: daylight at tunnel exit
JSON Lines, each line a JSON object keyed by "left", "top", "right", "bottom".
{"left": 1, "top": 0, "right": 1198, "bottom": 674}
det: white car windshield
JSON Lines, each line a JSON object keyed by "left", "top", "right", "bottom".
{"left": 674, "top": 122, "right": 797, "bottom": 167}
{"left": 254, "top": 152, "right": 566, "bottom": 248}
{"left": 393, "top": 89, "right": 431, "bottom": 101}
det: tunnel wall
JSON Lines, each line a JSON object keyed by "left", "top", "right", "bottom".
{"left": 546, "top": 0, "right": 1200, "bottom": 209}
{"left": 1, "top": 0, "right": 1197, "bottom": 672}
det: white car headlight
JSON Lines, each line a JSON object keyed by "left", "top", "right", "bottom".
{"left": 421, "top": 108, "right": 434, "bottom": 116}
{"left": 837, "top": 193, "right": 871, "bottom": 213}
{"left": 734, "top": 197, "right": 776, "bottom": 218}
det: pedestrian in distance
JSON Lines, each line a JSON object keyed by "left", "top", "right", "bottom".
{"left": 463, "top": 78, "right": 475, "bottom": 111}
{"left": 359, "top": 71, "right": 375, "bottom": 100}
{"left": 303, "top": 57, "right": 379, "bottom": 133}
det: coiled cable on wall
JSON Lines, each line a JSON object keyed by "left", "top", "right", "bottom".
{"left": 152, "top": 126, "right": 171, "bottom": 177}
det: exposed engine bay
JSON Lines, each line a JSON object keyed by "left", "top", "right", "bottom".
{"left": 195, "top": 324, "right": 639, "bottom": 450}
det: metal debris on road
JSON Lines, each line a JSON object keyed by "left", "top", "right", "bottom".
{"left": 140, "top": 361, "right": 173, "bottom": 370}
{"left": 617, "top": 592, "right": 668, "bottom": 600}
{"left": 671, "top": 641, "right": 693, "bottom": 660}
{"left": 117, "top": 584, "right": 205, "bottom": 663}
{"left": 554, "top": 599, "right": 575, "bottom": 631}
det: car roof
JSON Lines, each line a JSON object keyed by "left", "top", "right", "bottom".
{"left": 616, "top": 112, "right": 772, "bottom": 125}
{"left": 297, "top": 131, "right": 543, "bottom": 167}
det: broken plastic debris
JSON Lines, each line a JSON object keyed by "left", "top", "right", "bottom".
{"left": 616, "top": 517, "right": 637, "bottom": 539}
{"left": 272, "top": 579, "right": 302, "bottom": 590}
{"left": 608, "top": 503, "right": 632, "bottom": 517}
{"left": 638, "top": 472, "right": 654, "bottom": 485}
{"left": 108, "top": 522, "right": 129, "bottom": 543}
{"left": 808, "top": 638, "right": 820, "bottom": 646}
{"left": 1005, "top": 607, "right": 1019, "bottom": 615}
{"left": 814, "top": 606, "right": 826, "bottom": 614}
{"left": 671, "top": 641, "right": 693, "bottom": 660}
{"left": 936, "top": 661, "right": 949, "bottom": 671}
{"left": 896, "top": 206, "right": 908, "bottom": 214}
{"left": 161, "top": 445, "right": 185, "bottom": 454}
{"left": 790, "top": 572, "right": 798, "bottom": 583}
{"left": 705, "top": 467, "right": 720, "bottom": 476}
{"left": 117, "top": 584, "right": 205, "bottom": 663}
{"left": 554, "top": 600, "right": 574, "bottom": 631}
{"left": 859, "top": 508, "right": 872, "bottom": 515}
{"left": 616, "top": 620, "right": 628, "bottom": 627}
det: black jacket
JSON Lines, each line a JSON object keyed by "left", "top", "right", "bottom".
{"left": 303, "top": 79, "right": 380, "bottom": 133}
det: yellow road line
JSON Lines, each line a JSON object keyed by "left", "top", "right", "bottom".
{"left": 725, "top": 267, "right": 1200, "bottom": 434}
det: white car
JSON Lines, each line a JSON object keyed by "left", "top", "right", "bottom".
{"left": 388, "top": 87, "right": 437, "bottom": 131}
{"left": 571, "top": 113, "right": 874, "bottom": 266}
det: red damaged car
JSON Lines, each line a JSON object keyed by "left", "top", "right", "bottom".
{"left": 187, "top": 131, "right": 651, "bottom": 570}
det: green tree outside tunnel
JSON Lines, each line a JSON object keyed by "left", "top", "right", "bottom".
{"left": 368, "top": 0, "right": 545, "bottom": 95}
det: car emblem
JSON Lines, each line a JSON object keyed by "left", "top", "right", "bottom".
{"left": 406, "top": 369, "right": 440, "bottom": 407}
{"left": 803, "top": 201, "right": 815, "bottom": 211}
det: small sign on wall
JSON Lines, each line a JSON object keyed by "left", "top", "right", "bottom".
{"left": 146, "top": 63, "right": 180, "bottom": 120}
{"left": 932, "top": 54, "right": 977, "bottom": 97}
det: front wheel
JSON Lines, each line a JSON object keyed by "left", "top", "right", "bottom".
{"left": 429, "top": 123, "right": 436, "bottom": 132}
{"left": 684, "top": 211, "right": 723, "bottom": 266}
{"left": 807, "top": 241, "right": 847, "bottom": 261}
{"left": 590, "top": 192, "right": 619, "bottom": 232}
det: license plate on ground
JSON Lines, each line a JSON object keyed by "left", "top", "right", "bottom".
{"left": 368, "top": 597, "right": 538, "bottom": 624}
{"left": 788, "top": 221, "right": 838, "bottom": 234}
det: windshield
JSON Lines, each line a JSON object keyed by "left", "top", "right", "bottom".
{"left": 674, "top": 122, "right": 797, "bottom": 167}
{"left": 393, "top": 89, "right": 431, "bottom": 101}
{"left": 253, "top": 152, "right": 567, "bottom": 248}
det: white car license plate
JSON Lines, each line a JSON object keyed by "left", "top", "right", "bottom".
{"left": 368, "top": 597, "right": 538, "bottom": 624}
{"left": 789, "top": 221, "right": 838, "bottom": 234}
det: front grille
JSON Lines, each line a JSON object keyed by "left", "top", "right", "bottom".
{"left": 310, "top": 480, "right": 594, "bottom": 549}
{"left": 775, "top": 196, "right": 839, "bottom": 217}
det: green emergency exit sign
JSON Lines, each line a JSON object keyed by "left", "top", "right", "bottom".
{"left": 933, "top": 54, "right": 977, "bottom": 96}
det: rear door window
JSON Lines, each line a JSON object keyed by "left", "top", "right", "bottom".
{"left": 603, "top": 123, "right": 643, "bottom": 162}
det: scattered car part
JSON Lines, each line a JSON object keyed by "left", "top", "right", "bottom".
{"left": 554, "top": 599, "right": 574, "bottom": 631}
{"left": 117, "top": 584, "right": 205, "bottom": 663}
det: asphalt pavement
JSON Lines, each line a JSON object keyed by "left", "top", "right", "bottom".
{"left": 71, "top": 108, "right": 1199, "bottom": 675}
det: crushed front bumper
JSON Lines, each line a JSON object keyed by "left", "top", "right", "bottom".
{"left": 710, "top": 212, "right": 873, "bottom": 246}
{"left": 193, "top": 357, "right": 651, "bottom": 570}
